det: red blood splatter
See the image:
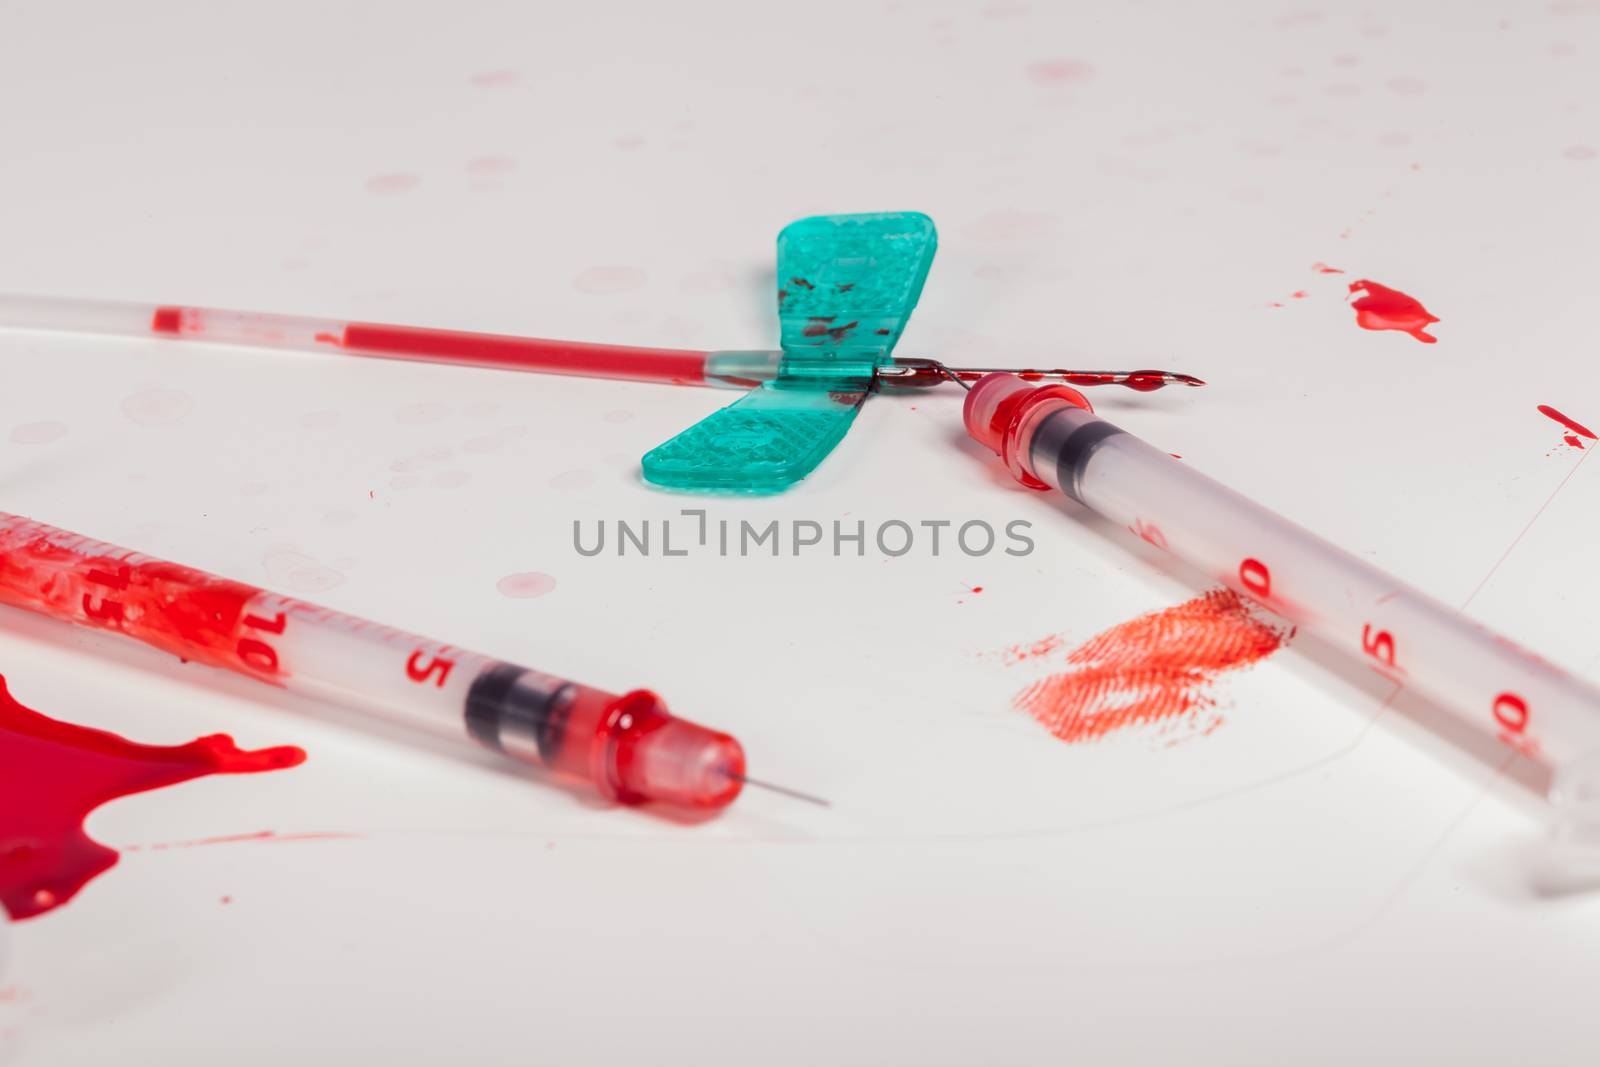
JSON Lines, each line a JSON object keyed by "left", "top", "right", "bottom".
{"left": 123, "top": 830, "right": 352, "bottom": 852}
{"left": 1311, "top": 261, "right": 1345, "bottom": 274}
{"left": 1538, "top": 404, "right": 1598, "bottom": 445}
{"left": 997, "top": 633, "right": 1066, "bottom": 666}
{"left": 313, "top": 331, "right": 342, "bottom": 346}
{"left": 0, "top": 676, "right": 303, "bottom": 921}
{"left": 1347, "top": 279, "right": 1439, "bottom": 343}
{"left": 790, "top": 277, "right": 815, "bottom": 290}
{"left": 1010, "top": 589, "right": 1288, "bottom": 744}
{"left": 1290, "top": 289, "right": 1310, "bottom": 299}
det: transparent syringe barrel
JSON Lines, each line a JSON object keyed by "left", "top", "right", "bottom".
{"left": 968, "top": 375, "right": 1600, "bottom": 782}
{"left": 0, "top": 514, "right": 743, "bottom": 808}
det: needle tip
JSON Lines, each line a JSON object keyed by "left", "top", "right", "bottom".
{"left": 729, "top": 772, "right": 831, "bottom": 808}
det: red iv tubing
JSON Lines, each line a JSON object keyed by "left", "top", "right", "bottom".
{"left": 0, "top": 293, "right": 782, "bottom": 388}
{"left": 0, "top": 514, "right": 746, "bottom": 811}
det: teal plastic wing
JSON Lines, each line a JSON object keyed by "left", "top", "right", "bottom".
{"left": 642, "top": 212, "right": 937, "bottom": 494}
{"left": 775, "top": 211, "right": 938, "bottom": 378}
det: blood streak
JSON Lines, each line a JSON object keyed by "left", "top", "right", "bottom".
{"left": 1311, "top": 262, "right": 1345, "bottom": 274}
{"left": 0, "top": 676, "right": 304, "bottom": 921}
{"left": 1538, "top": 404, "right": 1597, "bottom": 447}
{"left": 1347, "top": 279, "right": 1439, "bottom": 343}
{"left": 1011, "top": 588, "right": 1288, "bottom": 744}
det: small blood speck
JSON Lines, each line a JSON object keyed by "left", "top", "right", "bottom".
{"left": 364, "top": 173, "right": 421, "bottom": 195}
{"left": 313, "top": 332, "right": 341, "bottom": 346}
{"left": 1028, "top": 58, "right": 1093, "bottom": 84}
{"left": 497, "top": 572, "right": 557, "bottom": 599}
{"left": 468, "top": 69, "right": 519, "bottom": 89}
{"left": 1311, "top": 262, "right": 1344, "bottom": 274}
{"left": 573, "top": 266, "right": 647, "bottom": 294}
{"left": 220, "top": 895, "right": 233, "bottom": 905}
{"left": 1290, "top": 289, "right": 1309, "bottom": 299}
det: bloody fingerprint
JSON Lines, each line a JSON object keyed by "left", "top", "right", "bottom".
{"left": 1011, "top": 589, "right": 1288, "bottom": 744}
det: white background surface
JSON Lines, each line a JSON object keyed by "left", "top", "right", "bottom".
{"left": 1, "top": 0, "right": 1599, "bottom": 1062}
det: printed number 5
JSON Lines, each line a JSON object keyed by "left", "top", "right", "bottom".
{"left": 406, "top": 651, "right": 455, "bottom": 687}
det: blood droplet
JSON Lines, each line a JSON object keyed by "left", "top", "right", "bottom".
{"left": 1347, "top": 279, "right": 1439, "bottom": 343}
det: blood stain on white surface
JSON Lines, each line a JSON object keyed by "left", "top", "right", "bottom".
{"left": 462, "top": 433, "right": 505, "bottom": 454}
{"left": 466, "top": 155, "right": 517, "bottom": 176}
{"left": 296, "top": 410, "right": 341, "bottom": 429}
{"left": 1027, "top": 59, "right": 1093, "bottom": 85}
{"left": 1273, "top": 10, "right": 1323, "bottom": 28}
{"left": 9, "top": 421, "right": 67, "bottom": 445}
{"left": 966, "top": 210, "right": 1061, "bottom": 241}
{"left": 395, "top": 401, "right": 451, "bottom": 425}
{"left": 497, "top": 572, "right": 556, "bottom": 599}
{"left": 1564, "top": 145, "right": 1596, "bottom": 162}
{"left": 120, "top": 389, "right": 192, "bottom": 427}
{"left": 549, "top": 469, "right": 595, "bottom": 490}
{"left": 573, "top": 266, "right": 647, "bottom": 294}
{"left": 262, "top": 549, "right": 345, "bottom": 593}
{"left": 468, "top": 69, "right": 519, "bottom": 88}
{"left": 364, "top": 173, "right": 421, "bottom": 195}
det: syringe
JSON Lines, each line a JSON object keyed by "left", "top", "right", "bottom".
{"left": 963, "top": 373, "right": 1600, "bottom": 839}
{"left": 0, "top": 512, "right": 769, "bottom": 812}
